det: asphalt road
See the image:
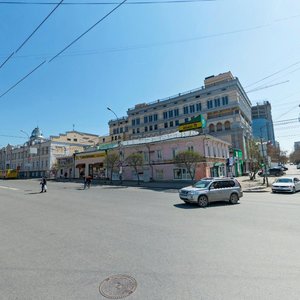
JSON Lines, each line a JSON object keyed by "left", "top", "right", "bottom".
{"left": 1, "top": 171, "right": 300, "bottom": 300}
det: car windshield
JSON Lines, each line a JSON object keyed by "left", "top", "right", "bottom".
{"left": 276, "top": 178, "right": 292, "bottom": 183}
{"left": 193, "top": 180, "right": 211, "bottom": 188}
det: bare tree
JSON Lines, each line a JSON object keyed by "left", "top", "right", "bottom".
{"left": 248, "top": 139, "right": 262, "bottom": 180}
{"left": 126, "top": 153, "right": 143, "bottom": 185}
{"left": 103, "top": 152, "right": 119, "bottom": 183}
{"left": 174, "top": 150, "right": 204, "bottom": 182}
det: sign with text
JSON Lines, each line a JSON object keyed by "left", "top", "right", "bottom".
{"left": 178, "top": 115, "right": 206, "bottom": 132}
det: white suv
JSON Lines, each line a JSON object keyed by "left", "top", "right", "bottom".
{"left": 179, "top": 177, "right": 243, "bottom": 207}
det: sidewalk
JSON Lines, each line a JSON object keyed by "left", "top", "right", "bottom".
{"left": 239, "top": 175, "right": 273, "bottom": 193}
{"left": 55, "top": 175, "right": 274, "bottom": 192}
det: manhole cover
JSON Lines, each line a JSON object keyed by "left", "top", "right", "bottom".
{"left": 99, "top": 275, "right": 137, "bottom": 299}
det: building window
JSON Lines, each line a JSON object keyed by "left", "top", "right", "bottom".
{"left": 136, "top": 118, "right": 140, "bottom": 125}
{"left": 217, "top": 123, "right": 222, "bottom": 131}
{"left": 163, "top": 112, "right": 168, "bottom": 119}
{"left": 144, "top": 116, "right": 148, "bottom": 123}
{"left": 154, "top": 124, "right": 158, "bottom": 130}
{"left": 183, "top": 106, "right": 189, "bottom": 114}
{"left": 188, "top": 145, "right": 194, "bottom": 151}
{"left": 224, "top": 121, "right": 231, "bottom": 130}
{"left": 132, "top": 119, "right": 136, "bottom": 126}
{"left": 164, "top": 122, "right": 168, "bottom": 128}
{"left": 157, "top": 150, "right": 162, "bottom": 160}
{"left": 207, "top": 100, "right": 213, "bottom": 109}
{"left": 209, "top": 124, "right": 215, "bottom": 133}
{"left": 172, "top": 148, "right": 178, "bottom": 158}
{"left": 184, "top": 118, "right": 189, "bottom": 123}
{"left": 189, "top": 105, "right": 195, "bottom": 113}
{"left": 149, "top": 125, "right": 153, "bottom": 131}
{"left": 155, "top": 169, "right": 164, "bottom": 180}
{"left": 222, "top": 96, "right": 229, "bottom": 105}
{"left": 175, "top": 120, "right": 179, "bottom": 126}
{"left": 149, "top": 115, "right": 153, "bottom": 122}
{"left": 144, "top": 152, "right": 149, "bottom": 162}
{"left": 173, "top": 168, "right": 191, "bottom": 180}
{"left": 145, "top": 126, "right": 148, "bottom": 132}
{"left": 137, "top": 128, "right": 140, "bottom": 133}
{"left": 174, "top": 108, "right": 179, "bottom": 117}
{"left": 154, "top": 114, "right": 158, "bottom": 121}
{"left": 132, "top": 129, "right": 135, "bottom": 134}
{"left": 196, "top": 103, "right": 201, "bottom": 111}
{"left": 170, "top": 121, "right": 174, "bottom": 127}
{"left": 214, "top": 98, "right": 220, "bottom": 107}
{"left": 73, "top": 138, "right": 78, "bottom": 142}
{"left": 168, "top": 110, "right": 173, "bottom": 118}
{"left": 125, "top": 126, "right": 128, "bottom": 132}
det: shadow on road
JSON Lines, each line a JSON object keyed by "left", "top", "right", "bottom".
{"left": 174, "top": 201, "right": 239, "bottom": 209}
{"left": 25, "top": 192, "right": 43, "bottom": 195}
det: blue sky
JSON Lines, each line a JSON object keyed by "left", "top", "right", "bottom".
{"left": 0, "top": 0, "right": 300, "bottom": 152}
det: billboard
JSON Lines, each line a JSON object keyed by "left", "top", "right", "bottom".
{"left": 178, "top": 115, "right": 206, "bottom": 132}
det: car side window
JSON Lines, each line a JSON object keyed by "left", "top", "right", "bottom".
{"left": 212, "top": 182, "right": 221, "bottom": 189}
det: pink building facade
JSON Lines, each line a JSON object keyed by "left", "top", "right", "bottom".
{"left": 118, "top": 131, "right": 230, "bottom": 182}
{"left": 73, "top": 131, "right": 230, "bottom": 181}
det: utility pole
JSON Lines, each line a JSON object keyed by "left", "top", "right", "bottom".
{"left": 260, "top": 128, "right": 269, "bottom": 187}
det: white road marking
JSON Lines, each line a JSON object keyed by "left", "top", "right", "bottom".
{"left": 0, "top": 186, "right": 19, "bottom": 191}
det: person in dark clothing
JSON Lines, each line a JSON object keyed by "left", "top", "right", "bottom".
{"left": 40, "top": 177, "right": 47, "bottom": 193}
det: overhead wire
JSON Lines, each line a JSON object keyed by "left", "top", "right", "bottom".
{"left": 0, "top": 0, "right": 216, "bottom": 5}
{"left": 48, "top": 0, "right": 128, "bottom": 62}
{"left": 0, "top": 0, "right": 64, "bottom": 70}
{"left": 0, "top": 0, "right": 128, "bottom": 98}
{"left": 0, "top": 61, "right": 46, "bottom": 98}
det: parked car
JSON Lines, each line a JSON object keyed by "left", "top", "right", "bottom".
{"left": 297, "top": 164, "right": 300, "bottom": 169}
{"left": 258, "top": 167, "right": 284, "bottom": 177}
{"left": 272, "top": 177, "right": 300, "bottom": 193}
{"left": 179, "top": 177, "right": 243, "bottom": 207}
{"left": 279, "top": 165, "right": 288, "bottom": 171}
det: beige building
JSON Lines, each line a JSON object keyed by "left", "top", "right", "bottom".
{"left": 0, "top": 128, "right": 99, "bottom": 178}
{"left": 108, "top": 72, "right": 252, "bottom": 171}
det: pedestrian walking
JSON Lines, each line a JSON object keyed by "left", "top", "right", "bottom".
{"left": 40, "top": 177, "right": 47, "bottom": 193}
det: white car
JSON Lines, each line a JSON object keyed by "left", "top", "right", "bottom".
{"left": 272, "top": 177, "right": 300, "bottom": 193}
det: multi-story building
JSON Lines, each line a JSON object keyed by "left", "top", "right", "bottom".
{"left": 294, "top": 141, "right": 300, "bottom": 151}
{"left": 0, "top": 128, "right": 99, "bottom": 178}
{"left": 251, "top": 101, "right": 275, "bottom": 145}
{"left": 72, "top": 131, "right": 231, "bottom": 181}
{"left": 108, "top": 72, "right": 252, "bottom": 169}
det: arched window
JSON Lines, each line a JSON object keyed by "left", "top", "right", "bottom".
{"left": 224, "top": 121, "right": 231, "bottom": 130}
{"left": 209, "top": 124, "right": 215, "bottom": 133}
{"left": 217, "top": 123, "right": 222, "bottom": 132}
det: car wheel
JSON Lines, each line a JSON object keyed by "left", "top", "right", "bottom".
{"left": 272, "top": 190, "right": 276, "bottom": 193}
{"left": 198, "top": 195, "right": 208, "bottom": 208}
{"left": 229, "top": 193, "right": 239, "bottom": 204}
{"left": 292, "top": 187, "right": 296, "bottom": 193}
